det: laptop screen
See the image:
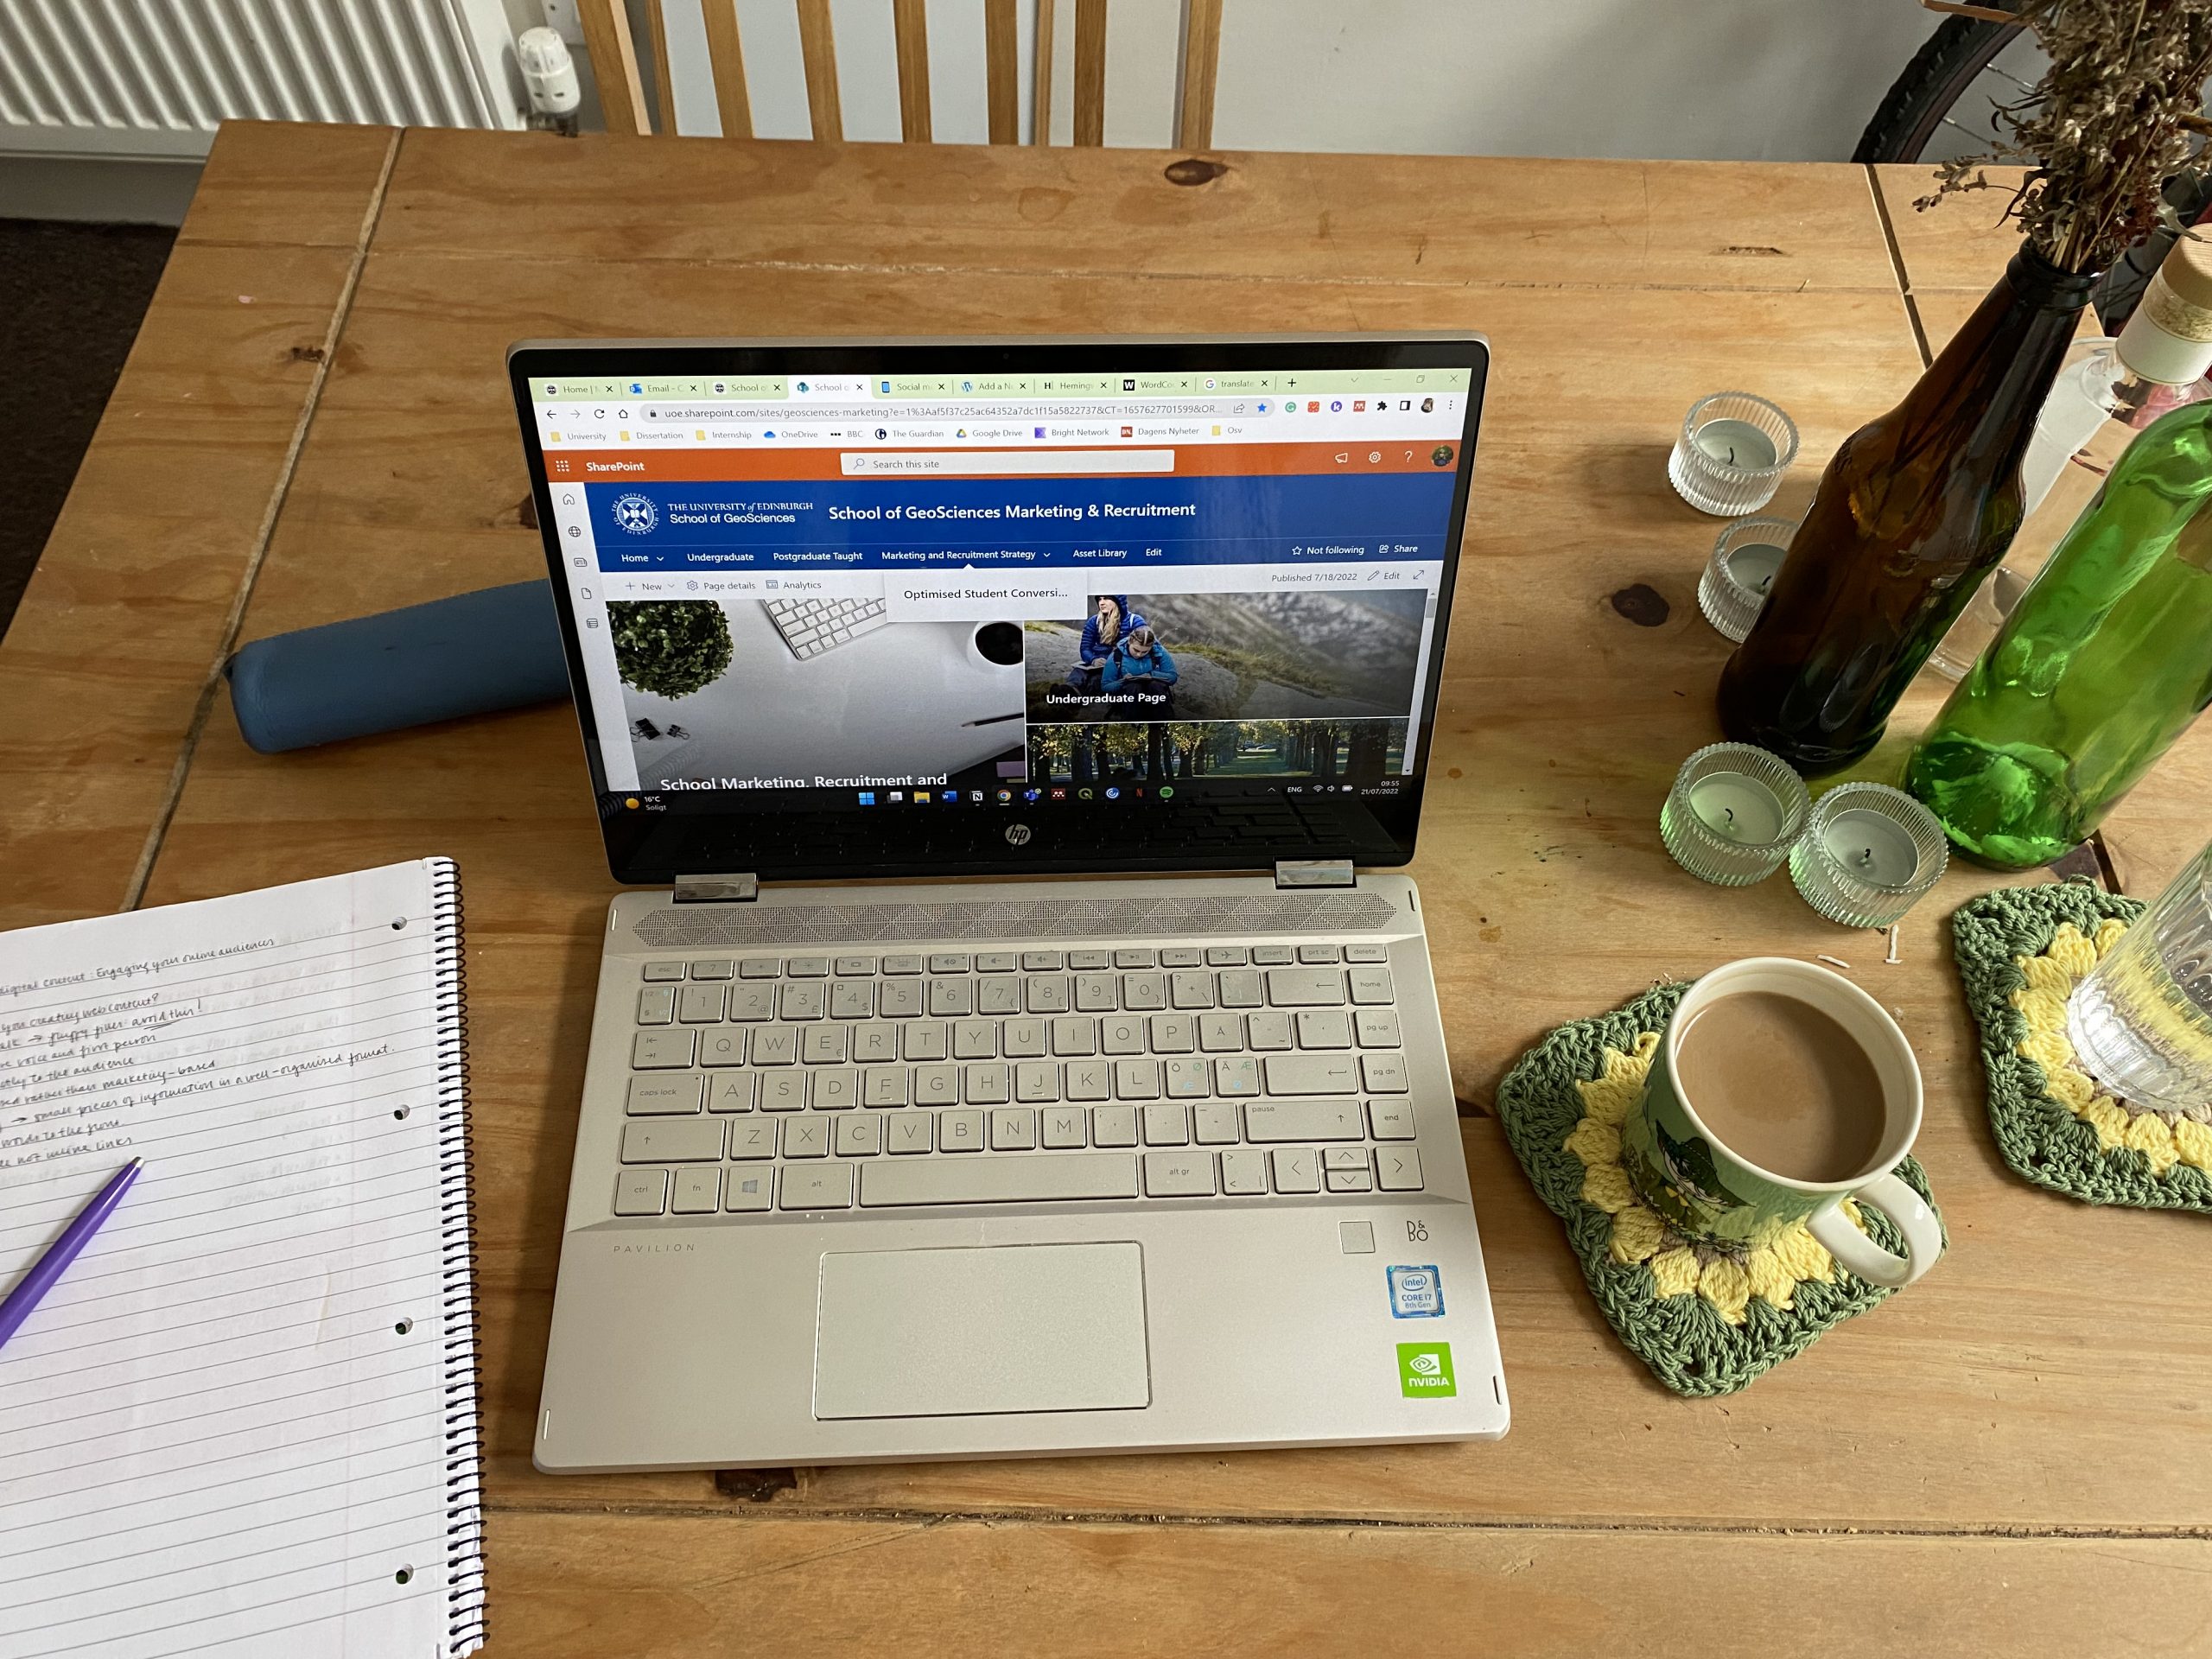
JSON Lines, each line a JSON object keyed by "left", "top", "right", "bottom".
{"left": 510, "top": 339, "right": 1485, "bottom": 883}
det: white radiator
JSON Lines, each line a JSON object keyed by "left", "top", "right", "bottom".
{"left": 0, "top": 0, "right": 528, "bottom": 162}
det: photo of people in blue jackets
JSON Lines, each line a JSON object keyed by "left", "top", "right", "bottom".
{"left": 1033, "top": 587, "right": 1420, "bottom": 725}
{"left": 1063, "top": 594, "right": 1147, "bottom": 696}
{"left": 1101, "top": 626, "right": 1178, "bottom": 715}
{"left": 1024, "top": 587, "right": 1421, "bottom": 787}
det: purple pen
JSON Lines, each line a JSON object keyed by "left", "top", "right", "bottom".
{"left": 0, "top": 1157, "right": 143, "bottom": 1351}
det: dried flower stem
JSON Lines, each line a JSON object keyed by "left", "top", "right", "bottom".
{"left": 1917, "top": 0, "right": 2212, "bottom": 273}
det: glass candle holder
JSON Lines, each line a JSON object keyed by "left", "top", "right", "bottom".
{"left": 1669, "top": 391, "right": 1800, "bottom": 516}
{"left": 1660, "top": 742, "right": 1810, "bottom": 887}
{"left": 1790, "top": 782, "right": 1948, "bottom": 927}
{"left": 1697, "top": 514, "right": 1799, "bottom": 643}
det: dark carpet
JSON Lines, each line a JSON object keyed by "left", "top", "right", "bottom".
{"left": 0, "top": 219, "right": 176, "bottom": 642}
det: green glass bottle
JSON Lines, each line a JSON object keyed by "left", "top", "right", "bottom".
{"left": 1904, "top": 399, "right": 2212, "bottom": 868}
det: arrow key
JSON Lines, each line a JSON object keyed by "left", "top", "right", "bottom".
{"left": 1377, "top": 1148, "right": 1425, "bottom": 1192}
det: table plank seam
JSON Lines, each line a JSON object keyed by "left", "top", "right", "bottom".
{"left": 121, "top": 128, "right": 403, "bottom": 912}
{"left": 350, "top": 245, "right": 1912, "bottom": 296}
{"left": 1861, "top": 162, "right": 1935, "bottom": 371}
{"left": 475, "top": 1501, "right": 2212, "bottom": 1541}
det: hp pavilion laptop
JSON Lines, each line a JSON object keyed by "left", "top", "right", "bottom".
{"left": 508, "top": 336, "right": 1508, "bottom": 1471}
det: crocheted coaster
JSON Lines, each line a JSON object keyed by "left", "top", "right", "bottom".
{"left": 1497, "top": 982, "right": 1941, "bottom": 1397}
{"left": 1952, "top": 880, "right": 2212, "bottom": 1212}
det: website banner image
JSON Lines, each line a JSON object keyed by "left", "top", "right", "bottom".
{"left": 607, "top": 598, "right": 1027, "bottom": 796}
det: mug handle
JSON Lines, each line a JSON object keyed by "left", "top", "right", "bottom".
{"left": 1806, "top": 1170, "right": 1942, "bottom": 1288}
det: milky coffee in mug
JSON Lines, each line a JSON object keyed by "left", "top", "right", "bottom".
{"left": 1622, "top": 959, "right": 1943, "bottom": 1286}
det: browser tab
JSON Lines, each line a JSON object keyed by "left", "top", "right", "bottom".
{"left": 791, "top": 376, "right": 870, "bottom": 397}
{"left": 1036, "top": 374, "right": 1120, "bottom": 396}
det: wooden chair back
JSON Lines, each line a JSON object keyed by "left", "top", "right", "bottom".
{"left": 578, "top": 0, "right": 1224, "bottom": 149}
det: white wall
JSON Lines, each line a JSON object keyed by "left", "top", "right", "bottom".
{"left": 1, "top": 0, "right": 1942, "bottom": 224}
{"left": 645, "top": 0, "right": 1938, "bottom": 161}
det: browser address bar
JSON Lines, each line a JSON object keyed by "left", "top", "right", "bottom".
{"left": 842, "top": 449, "right": 1174, "bottom": 476}
{"left": 646, "top": 401, "right": 1241, "bottom": 421}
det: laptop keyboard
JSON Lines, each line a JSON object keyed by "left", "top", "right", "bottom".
{"left": 761, "top": 594, "right": 890, "bottom": 659}
{"left": 610, "top": 943, "right": 1426, "bottom": 1217}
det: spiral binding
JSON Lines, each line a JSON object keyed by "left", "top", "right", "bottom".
{"left": 428, "top": 858, "right": 487, "bottom": 1655}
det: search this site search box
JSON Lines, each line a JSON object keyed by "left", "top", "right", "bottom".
{"left": 842, "top": 449, "right": 1174, "bottom": 476}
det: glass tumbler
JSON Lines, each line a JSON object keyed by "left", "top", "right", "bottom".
{"left": 2067, "top": 840, "right": 2212, "bottom": 1116}
{"left": 1668, "top": 392, "right": 1800, "bottom": 516}
{"left": 1924, "top": 556, "right": 2040, "bottom": 682}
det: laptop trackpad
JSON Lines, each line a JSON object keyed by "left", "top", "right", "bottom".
{"left": 814, "top": 1243, "right": 1150, "bottom": 1419}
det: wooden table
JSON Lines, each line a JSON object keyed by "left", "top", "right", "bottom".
{"left": 5, "top": 123, "right": 2209, "bottom": 1656}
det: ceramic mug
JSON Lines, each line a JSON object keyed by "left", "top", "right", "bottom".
{"left": 1620, "top": 957, "right": 1944, "bottom": 1287}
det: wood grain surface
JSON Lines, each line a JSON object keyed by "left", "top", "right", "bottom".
{"left": 0, "top": 124, "right": 392, "bottom": 931}
{"left": 374, "top": 128, "right": 1897, "bottom": 292}
{"left": 485, "top": 1510, "right": 2212, "bottom": 1657}
{"left": 1873, "top": 163, "right": 2031, "bottom": 296}
{"left": 14, "top": 124, "right": 2212, "bottom": 1656}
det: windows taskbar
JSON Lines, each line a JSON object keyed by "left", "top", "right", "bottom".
{"left": 603, "top": 779, "right": 1410, "bottom": 816}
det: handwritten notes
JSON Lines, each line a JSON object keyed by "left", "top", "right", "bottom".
{"left": 0, "top": 861, "right": 482, "bottom": 1658}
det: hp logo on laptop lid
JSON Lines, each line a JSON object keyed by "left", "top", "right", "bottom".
{"left": 1004, "top": 823, "right": 1033, "bottom": 846}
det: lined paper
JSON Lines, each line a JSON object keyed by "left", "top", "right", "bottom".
{"left": 0, "top": 861, "right": 482, "bottom": 1659}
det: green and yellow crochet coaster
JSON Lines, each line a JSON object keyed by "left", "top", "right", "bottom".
{"left": 1952, "top": 880, "right": 2212, "bottom": 1212}
{"left": 1497, "top": 982, "right": 1941, "bottom": 1397}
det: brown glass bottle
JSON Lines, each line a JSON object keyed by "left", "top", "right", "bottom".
{"left": 1716, "top": 250, "right": 2100, "bottom": 772}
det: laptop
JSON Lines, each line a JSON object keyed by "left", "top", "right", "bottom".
{"left": 507, "top": 336, "right": 1509, "bottom": 1471}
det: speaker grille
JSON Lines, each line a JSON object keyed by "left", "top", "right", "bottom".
{"left": 632, "top": 892, "right": 1398, "bottom": 948}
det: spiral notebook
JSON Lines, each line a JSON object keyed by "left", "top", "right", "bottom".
{"left": 0, "top": 860, "right": 485, "bottom": 1659}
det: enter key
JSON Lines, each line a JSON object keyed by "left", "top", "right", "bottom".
{"left": 1262, "top": 1052, "right": 1361, "bottom": 1096}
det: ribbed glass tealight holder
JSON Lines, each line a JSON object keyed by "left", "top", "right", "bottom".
{"left": 1669, "top": 391, "right": 1799, "bottom": 516}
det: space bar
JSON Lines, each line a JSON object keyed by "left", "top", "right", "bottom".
{"left": 860, "top": 1154, "right": 1138, "bottom": 1207}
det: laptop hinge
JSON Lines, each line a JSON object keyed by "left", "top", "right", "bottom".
{"left": 673, "top": 874, "right": 759, "bottom": 904}
{"left": 1274, "top": 859, "right": 1356, "bottom": 890}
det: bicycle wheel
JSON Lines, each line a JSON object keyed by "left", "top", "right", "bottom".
{"left": 1859, "top": 10, "right": 2211, "bottom": 328}
{"left": 1854, "top": 11, "right": 2041, "bottom": 165}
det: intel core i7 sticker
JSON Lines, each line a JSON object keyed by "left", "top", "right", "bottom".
{"left": 1388, "top": 1264, "right": 1442, "bottom": 1318}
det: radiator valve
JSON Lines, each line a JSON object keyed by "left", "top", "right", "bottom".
{"left": 518, "top": 26, "right": 581, "bottom": 133}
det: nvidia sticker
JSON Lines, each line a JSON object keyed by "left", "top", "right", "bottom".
{"left": 1396, "top": 1341, "right": 1456, "bottom": 1399}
